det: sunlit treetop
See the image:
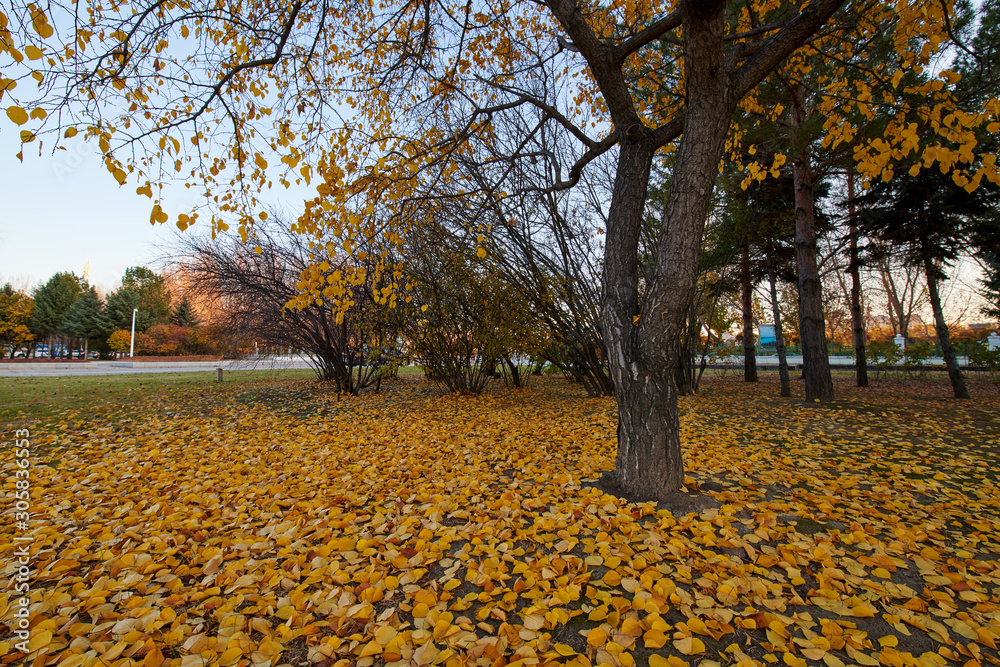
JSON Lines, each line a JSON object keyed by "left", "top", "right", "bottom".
{"left": 2, "top": 0, "right": 996, "bottom": 319}
{"left": 728, "top": 1, "right": 1000, "bottom": 193}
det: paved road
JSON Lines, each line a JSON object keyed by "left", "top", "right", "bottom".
{"left": 0, "top": 358, "right": 317, "bottom": 377}
{"left": 1, "top": 354, "right": 972, "bottom": 378}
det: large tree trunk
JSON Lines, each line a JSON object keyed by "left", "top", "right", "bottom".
{"left": 602, "top": 134, "right": 676, "bottom": 498}
{"left": 847, "top": 174, "right": 868, "bottom": 387}
{"left": 790, "top": 86, "right": 834, "bottom": 403}
{"left": 585, "top": 0, "right": 846, "bottom": 499}
{"left": 741, "top": 244, "right": 758, "bottom": 382}
{"left": 923, "top": 254, "right": 969, "bottom": 399}
{"left": 601, "top": 1, "right": 732, "bottom": 499}
{"left": 769, "top": 269, "right": 792, "bottom": 397}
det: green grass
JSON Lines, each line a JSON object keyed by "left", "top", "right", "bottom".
{"left": 0, "top": 369, "right": 317, "bottom": 424}
{"left": 1, "top": 365, "right": 429, "bottom": 424}
{"left": 394, "top": 365, "right": 427, "bottom": 376}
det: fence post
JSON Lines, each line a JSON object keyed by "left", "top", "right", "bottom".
{"left": 216, "top": 367, "right": 223, "bottom": 382}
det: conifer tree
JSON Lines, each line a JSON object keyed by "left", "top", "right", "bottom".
{"left": 171, "top": 297, "right": 200, "bottom": 327}
{"left": 31, "top": 273, "right": 82, "bottom": 357}
{"left": 60, "top": 286, "right": 112, "bottom": 359}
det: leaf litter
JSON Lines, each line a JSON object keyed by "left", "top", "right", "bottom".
{"left": 1, "top": 374, "right": 998, "bottom": 667}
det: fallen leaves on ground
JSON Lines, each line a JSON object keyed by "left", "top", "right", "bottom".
{"left": 1, "top": 374, "right": 998, "bottom": 667}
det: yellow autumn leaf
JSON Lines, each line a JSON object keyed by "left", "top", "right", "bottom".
{"left": 553, "top": 644, "right": 576, "bottom": 656}
{"left": 644, "top": 629, "right": 668, "bottom": 649}
{"left": 6, "top": 105, "right": 28, "bottom": 125}
{"left": 587, "top": 627, "right": 608, "bottom": 647}
{"left": 783, "top": 653, "right": 807, "bottom": 667}
{"left": 26, "top": 630, "right": 52, "bottom": 653}
{"left": 673, "top": 636, "right": 705, "bottom": 655}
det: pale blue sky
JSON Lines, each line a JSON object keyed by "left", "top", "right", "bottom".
{"left": 0, "top": 127, "right": 180, "bottom": 292}
{"left": 0, "top": 127, "right": 312, "bottom": 294}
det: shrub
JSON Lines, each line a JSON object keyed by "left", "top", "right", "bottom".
{"left": 868, "top": 339, "right": 902, "bottom": 380}
{"left": 107, "top": 329, "right": 132, "bottom": 354}
{"left": 144, "top": 323, "right": 186, "bottom": 355}
{"left": 969, "top": 345, "right": 1000, "bottom": 381}
{"left": 902, "top": 339, "right": 933, "bottom": 377}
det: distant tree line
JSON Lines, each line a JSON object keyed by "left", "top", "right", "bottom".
{"left": 0, "top": 266, "right": 224, "bottom": 359}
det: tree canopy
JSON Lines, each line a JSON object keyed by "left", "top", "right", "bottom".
{"left": 0, "top": 283, "right": 34, "bottom": 355}
{"left": 60, "top": 285, "right": 111, "bottom": 342}
{"left": 31, "top": 272, "right": 82, "bottom": 338}
{"left": 4, "top": 1, "right": 994, "bottom": 278}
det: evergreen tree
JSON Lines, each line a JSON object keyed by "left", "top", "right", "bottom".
{"left": 31, "top": 273, "right": 82, "bottom": 356}
{"left": 171, "top": 297, "right": 200, "bottom": 327}
{"left": 121, "top": 266, "right": 172, "bottom": 323}
{"left": 858, "top": 165, "right": 1000, "bottom": 399}
{"left": 106, "top": 269, "right": 174, "bottom": 333}
{"left": 960, "top": 1, "right": 1000, "bottom": 325}
{"left": 106, "top": 287, "right": 142, "bottom": 331}
{"left": 61, "top": 287, "right": 112, "bottom": 354}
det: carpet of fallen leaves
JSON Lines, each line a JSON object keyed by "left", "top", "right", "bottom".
{"left": 1, "top": 374, "right": 999, "bottom": 667}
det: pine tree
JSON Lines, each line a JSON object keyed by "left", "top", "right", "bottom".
{"left": 61, "top": 287, "right": 112, "bottom": 357}
{"left": 858, "top": 165, "right": 1000, "bottom": 399}
{"left": 171, "top": 297, "right": 200, "bottom": 327}
{"left": 122, "top": 267, "right": 172, "bottom": 323}
{"left": 31, "top": 273, "right": 83, "bottom": 357}
{"left": 106, "top": 267, "right": 174, "bottom": 331}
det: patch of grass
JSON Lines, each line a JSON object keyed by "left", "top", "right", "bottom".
{"left": 0, "top": 369, "right": 316, "bottom": 424}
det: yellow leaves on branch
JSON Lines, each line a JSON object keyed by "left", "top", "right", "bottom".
{"left": 739, "top": 153, "right": 787, "bottom": 191}
{"left": 733, "top": 3, "right": 1000, "bottom": 195}
{"left": 149, "top": 203, "right": 168, "bottom": 225}
{"left": 30, "top": 4, "right": 53, "bottom": 38}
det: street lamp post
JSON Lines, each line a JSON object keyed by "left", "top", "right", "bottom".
{"left": 129, "top": 308, "right": 138, "bottom": 358}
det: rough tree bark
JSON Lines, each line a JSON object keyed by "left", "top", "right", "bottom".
{"left": 922, "top": 253, "right": 970, "bottom": 399}
{"left": 741, "top": 244, "right": 758, "bottom": 382}
{"left": 847, "top": 173, "right": 868, "bottom": 387}
{"left": 549, "top": 0, "right": 847, "bottom": 499}
{"left": 790, "top": 85, "right": 834, "bottom": 402}
{"left": 601, "top": 2, "right": 733, "bottom": 499}
{"left": 769, "top": 269, "right": 792, "bottom": 397}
